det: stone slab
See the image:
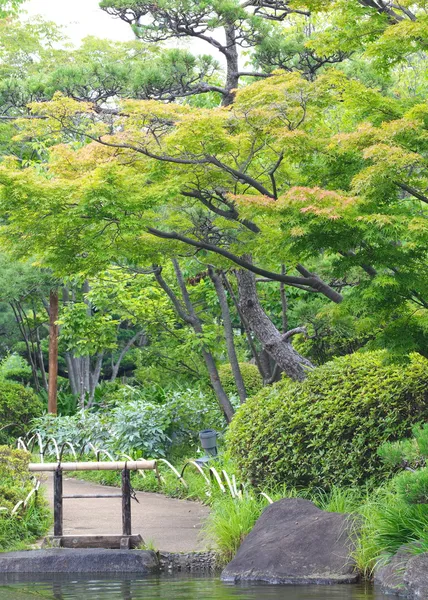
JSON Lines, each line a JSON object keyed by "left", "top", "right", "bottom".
{"left": 0, "top": 549, "right": 159, "bottom": 574}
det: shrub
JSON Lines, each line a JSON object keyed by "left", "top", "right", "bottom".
{"left": 33, "top": 386, "right": 225, "bottom": 459}
{"left": 219, "top": 362, "right": 263, "bottom": 398}
{"left": 0, "top": 381, "right": 42, "bottom": 444}
{"left": 227, "top": 352, "right": 428, "bottom": 490}
{"left": 0, "top": 446, "right": 34, "bottom": 510}
{"left": 0, "top": 353, "right": 32, "bottom": 385}
{"left": 0, "top": 446, "right": 50, "bottom": 551}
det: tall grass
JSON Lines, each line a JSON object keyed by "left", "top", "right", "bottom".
{"left": 352, "top": 486, "right": 428, "bottom": 578}
{"left": 0, "top": 501, "right": 51, "bottom": 552}
{"left": 204, "top": 494, "right": 268, "bottom": 566}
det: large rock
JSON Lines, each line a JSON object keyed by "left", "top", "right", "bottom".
{"left": 375, "top": 548, "right": 428, "bottom": 599}
{"left": 221, "top": 497, "right": 358, "bottom": 584}
{"left": 0, "top": 549, "right": 159, "bottom": 574}
{"left": 405, "top": 554, "right": 428, "bottom": 599}
{"left": 375, "top": 545, "right": 415, "bottom": 597}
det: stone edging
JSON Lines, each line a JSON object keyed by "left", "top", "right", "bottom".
{"left": 159, "top": 551, "right": 219, "bottom": 573}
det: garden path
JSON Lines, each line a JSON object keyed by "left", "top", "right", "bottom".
{"left": 42, "top": 475, "right": 210, "bottom": 552}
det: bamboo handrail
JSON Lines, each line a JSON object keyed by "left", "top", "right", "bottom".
{"left": 29, "top": 460, "right": 157, "bottom": 472}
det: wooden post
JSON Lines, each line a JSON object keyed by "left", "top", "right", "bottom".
{"left": 54, "top": 467, "right": 63, "bottom": 537}
{"left": 122, "top": 468, "right": 131, "bottom": 536}
{"left": 48, "top": 289, "right": 59, "bottom": 415}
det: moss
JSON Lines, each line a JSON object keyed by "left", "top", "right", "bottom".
{"left": 227, "top": 352, "right": 428, "bottom": 490}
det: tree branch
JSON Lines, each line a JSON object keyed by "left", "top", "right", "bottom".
{"left": 148, "top": 228, "right": 343, "bottom": 302}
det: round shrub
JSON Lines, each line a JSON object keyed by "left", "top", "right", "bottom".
{"left": 0, "top": 381, "right": 43, "bottom": 444}
{"left": 227, "top": 352, "right": 428, "bottom": 490}
{"left": 219, "top": 362, "right": 263, "bottom": 397}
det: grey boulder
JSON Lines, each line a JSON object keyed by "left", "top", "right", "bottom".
{"left": 221, "top": 497, "right": 358, "bottom": 584}
{"left": 0, "top": 549, "right": 159, "bottom": 574}
{"left": 375, "top": 545, "right": 415, "bottom": 597}
{"left": 376, "top": 549, "right": 428, "bottom": 599}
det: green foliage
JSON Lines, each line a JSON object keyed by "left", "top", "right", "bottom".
{"left": 218, "top": 362, "right": 263, "bottom": 398}
{"left": 0, "top": 446, "right": 32, "bottom": 510}
{"left": 228, "top": 352, "right": 428, "bottom": 490}
{"left": 0, "top": 381, "right": 43, "bottom": 445}
{"left": 0, "top": 502, "right": 51, "bottom": 552}
{"left": 34, "top": 385, "right": 224, "bottom": 459}
{"left": 204, "top": 494, "right": 268, "bottom": 566}
{"left": 0, "top": 446, "right": 50, "bottom": 551}
{"left": 0, "top": 353, "right": 32, "bottom": 385}
{"left": 378, "top": 423, "right": 428, "bottom": 470}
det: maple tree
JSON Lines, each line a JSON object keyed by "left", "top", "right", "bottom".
{"left": 0, "top": 0, "right": 427, "bottom": 411}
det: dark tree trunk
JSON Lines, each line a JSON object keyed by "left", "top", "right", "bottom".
{"left": 209, "top": 267, "right": 247, "bottom": 404}
{"left": 222, "top": 274, "right": 268, "bottom": 381}
{"left": 10, "top": 301, "right": 40, "bottom": 392}
{"left": 236, "top": 269, "right": 314, "bottom": 382}
{"left": 223, "top": 25, "right": 240, "bottom": 106}
{"left": 48, "top": 289, "right": 59, "bottom": 414}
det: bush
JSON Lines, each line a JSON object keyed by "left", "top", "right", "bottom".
{"left": 227, "top": 352, "right": 428, "bottom": 490}
{"left": 33, "top": 386, "right": 225, "bottom": 459}
{"left": 0, "top": 353, "right": 32, "bottom": 386}
{"left": 0, "top": 381, "right": 42, "bottom": 445}
{"left": 0, "top": 446, "right": 50, "bottom": 551}
{"left": 0, "top": 446, "right": 34, "bottom": 510}
{"left": 219, "top": 362, "right": 263, "bottom": 398}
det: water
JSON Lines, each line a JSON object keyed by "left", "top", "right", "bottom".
{"left": 0, "top": 575, "right": 391, "bottom": 600}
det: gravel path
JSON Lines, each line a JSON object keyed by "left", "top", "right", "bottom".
{"left": 41, "top": 474, "right": 210, "bottom": 552}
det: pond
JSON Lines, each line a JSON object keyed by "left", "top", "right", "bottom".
{"left": 0, "top": 575, "right": 391, "bottom": 600}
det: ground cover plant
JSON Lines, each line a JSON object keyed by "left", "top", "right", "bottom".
{"left": 33, "top": 386, "right": 225, "bottom": 460}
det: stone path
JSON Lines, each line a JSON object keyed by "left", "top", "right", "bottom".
{"left": 41, "top": 474, "right": 210, "bottom": 553}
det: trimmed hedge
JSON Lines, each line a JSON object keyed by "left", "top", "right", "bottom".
{"left": 219, "top": 362, "right": 263, "bottom": 398}
{"left": 0, "top": 381, "right": 43, "bottom": 445}
{"left": 227, "top": 352, "right": 428, "bottom": 490}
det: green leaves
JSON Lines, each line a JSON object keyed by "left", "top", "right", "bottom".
{"left": 228, "top": 352, "right": 428, "bottom": 489}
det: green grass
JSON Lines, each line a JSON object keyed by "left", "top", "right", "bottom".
{"left": 0, "top": 499, "right": 51, "bottom": 552}
{"left": 203, "top": 494, "right": 268, "bottom": 566}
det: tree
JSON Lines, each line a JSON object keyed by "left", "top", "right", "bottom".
{"left": 99, "top": 0, "right": 347, "bottom": 105}
{"left": 1, "top": 0, "right": 427, "bottom": 390}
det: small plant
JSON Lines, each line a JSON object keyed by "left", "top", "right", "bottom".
{"left": 139, "top": 538, "right": 157, "bottom": 552}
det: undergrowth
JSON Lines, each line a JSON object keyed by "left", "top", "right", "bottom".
{"left": 0, "top": 500, "right": 51, "bottom": 552}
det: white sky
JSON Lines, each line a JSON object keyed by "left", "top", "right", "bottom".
{"left": 23, "top": 0, "right": 214, "bottom": 58}
{"left": 24, "top": 0, "right": 136, "bottom": 44}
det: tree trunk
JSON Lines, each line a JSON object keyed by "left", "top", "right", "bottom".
{"left": 48, "top": 289, "right": 59, "bottom": 414}
{"left": 110, "top": 331, "right": 145, "bottom": 382}
{"left": 223, "top": 24, "right": 240, "bottom": 106}
{"left": 236, "top": 269, "right": 314, "bottom": 382}
{"left": 222, "top": 274, "right": 268, "bottom": 381}
{"left": 154, "top": 261, "right": 235, "bottom": 423}
{"left": 65, "top": 352, "right": 79, "bottom": 396}
{"left": 35, "top": 325, "right": 48, "bottom": 391}
{"left": 209, "top": 267, "right": 247, "bottom": 403}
